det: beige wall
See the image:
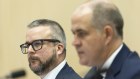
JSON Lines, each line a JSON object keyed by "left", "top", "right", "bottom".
{"left": 0, "top": 0, "right": 140, "bottom": 79}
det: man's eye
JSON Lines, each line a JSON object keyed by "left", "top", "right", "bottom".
{"left": 33, "top": 41, "right": 42, "bottom": 47}
{"left": 77, "top": 32, "right": 87, "bottom": 38}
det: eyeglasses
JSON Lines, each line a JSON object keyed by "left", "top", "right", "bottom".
{"left": 20, "top": 39, "right": 60, "bottom": 54}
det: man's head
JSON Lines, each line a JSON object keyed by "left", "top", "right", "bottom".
{"left": 71, "top": 0, "right": 123, "bottom": 67}
{"left": 20, "top": 19, "right": 66, "bottom": 77}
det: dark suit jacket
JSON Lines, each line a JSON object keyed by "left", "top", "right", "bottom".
{"left": 56, "top": 63, "right": 82, "bottom": 79}
{"left": 84, "top": 44, "right": 140, "bottom": 79}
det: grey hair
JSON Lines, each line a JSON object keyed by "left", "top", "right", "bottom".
{"left": 28, "top": 19, "right": 66, "bottom": 51}
{"left": 91, "top": 2, "right": 124, "bottom": 38}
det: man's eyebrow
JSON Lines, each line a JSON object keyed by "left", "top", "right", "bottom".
{"left": 25, "top": 41, "right": 31, "bottom": 44}
{"left": 71, "top": 28, "right": 84, "bottom": 33}
{"left": 25, "top": 39, "right": 41, "bottom": 44}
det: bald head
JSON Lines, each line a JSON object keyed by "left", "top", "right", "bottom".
{"left": 72, "top": 0, "right": 124, "bottom": 38}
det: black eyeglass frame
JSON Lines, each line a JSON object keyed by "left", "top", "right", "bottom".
{"left": 20, "top": 39, "right": 60, "bottom": 54}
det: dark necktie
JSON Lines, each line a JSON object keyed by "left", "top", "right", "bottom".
{"left": 92, "top": 71, "right": 103, "bottom": 79}
{"left": 84, "top": 67, "right": 107, "bottom": 79}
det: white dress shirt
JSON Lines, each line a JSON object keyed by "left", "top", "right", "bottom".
{"left": 101, "top": 44, "right": 123, "bottom": 79}
{"left": 43, "top": 60, "right": 66, "bottom": 79}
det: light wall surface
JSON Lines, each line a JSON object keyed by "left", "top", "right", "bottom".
{"left": 0, "top": 0, "right": 140, "bottom": 79}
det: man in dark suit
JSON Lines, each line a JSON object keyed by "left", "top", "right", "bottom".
{"left": 84, "top": 44, "right": 140, "bottom": 79}
{"left": 71, "top": 0, "right": 140, "bottom": 79}
{"left": 20, "top": 19, "right": 82, "bottom": 79}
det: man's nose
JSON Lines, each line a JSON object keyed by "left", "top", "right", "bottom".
{"left": 72, "top": 36, "right": 81, "bottom": 47}
{"left": 27, "top": 45, "right": 35, "bottom": 54}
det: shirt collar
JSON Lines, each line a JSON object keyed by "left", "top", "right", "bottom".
{"left": 101, "top": 44, "right": 123, "bottom": 78}
{"left": 43, "top": 60, "right": 66, "bottom": 79}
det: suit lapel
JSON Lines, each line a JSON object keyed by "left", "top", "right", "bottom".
{"left": 55, "top": 63, "right": 68, "bottom": 79}
{"left": 106, "top": 44, "right": 131, "bottom": 79}
{"left": 56, "top": 63, "right": 82, "bottom": 79}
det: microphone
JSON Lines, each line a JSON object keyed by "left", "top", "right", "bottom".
{"left": 5, "top": 69, "right": 26, "bottom": 78}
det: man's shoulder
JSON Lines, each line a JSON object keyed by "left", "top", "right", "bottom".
{"left": 108, "top": 44, "right": 140, "bottom": 79}
{"left": 116, "top": 53, "right": 140, "bottom": 79}
{"left": 117, "top": 51, "right": 140, "bottom": 79}
{"left": 122, "top": 51, "right": 140, "bottom": 71}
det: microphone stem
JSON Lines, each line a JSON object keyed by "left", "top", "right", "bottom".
{"left": 0, "top": 77, "right": 15, "bottom": 79}
{"left": 0, "top": 77, "right": 6, "bottom": 79}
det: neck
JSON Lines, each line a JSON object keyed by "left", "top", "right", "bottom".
{"left": 108, "top": 38, "right": 122, "bottom": 58}
{"left": 99, "top": 38, "right": 122, "bottom": 68}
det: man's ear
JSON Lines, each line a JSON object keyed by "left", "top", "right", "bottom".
{"left": 103, "top": 25, "right": 113, "bottom": 45}
{"left": 56, "top": 43, "right": 64, "bottom": 55}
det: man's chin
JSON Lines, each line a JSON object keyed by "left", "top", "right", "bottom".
{"left": 29, "top": 61, "right": 40, "bottom": 69}
{"left": 30, "top": 64, "right": 41, "bottom": 73}
{"left": 79, "top": 59, "right": 87, "bottom": 65}
{"left": 79, "top": 59, "right": 92, "bottom": 67}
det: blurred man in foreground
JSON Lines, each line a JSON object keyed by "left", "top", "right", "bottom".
{"left": 71, "top": 0, "right": 140, "bottom": 79}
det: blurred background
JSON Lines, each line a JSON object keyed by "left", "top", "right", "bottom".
{"left": 0, "top": 0, "right": 140, "bottom": 79}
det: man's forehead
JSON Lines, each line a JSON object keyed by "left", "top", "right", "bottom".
{"left": 27, "top": 26, "right": 50, "bottom": 32}
{"left": 26, "top": 26, "right": 52, "bottom": 42}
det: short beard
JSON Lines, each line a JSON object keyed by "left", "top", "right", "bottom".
{"left": 29, "top": 50, "right": 57, "bottom": 76}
